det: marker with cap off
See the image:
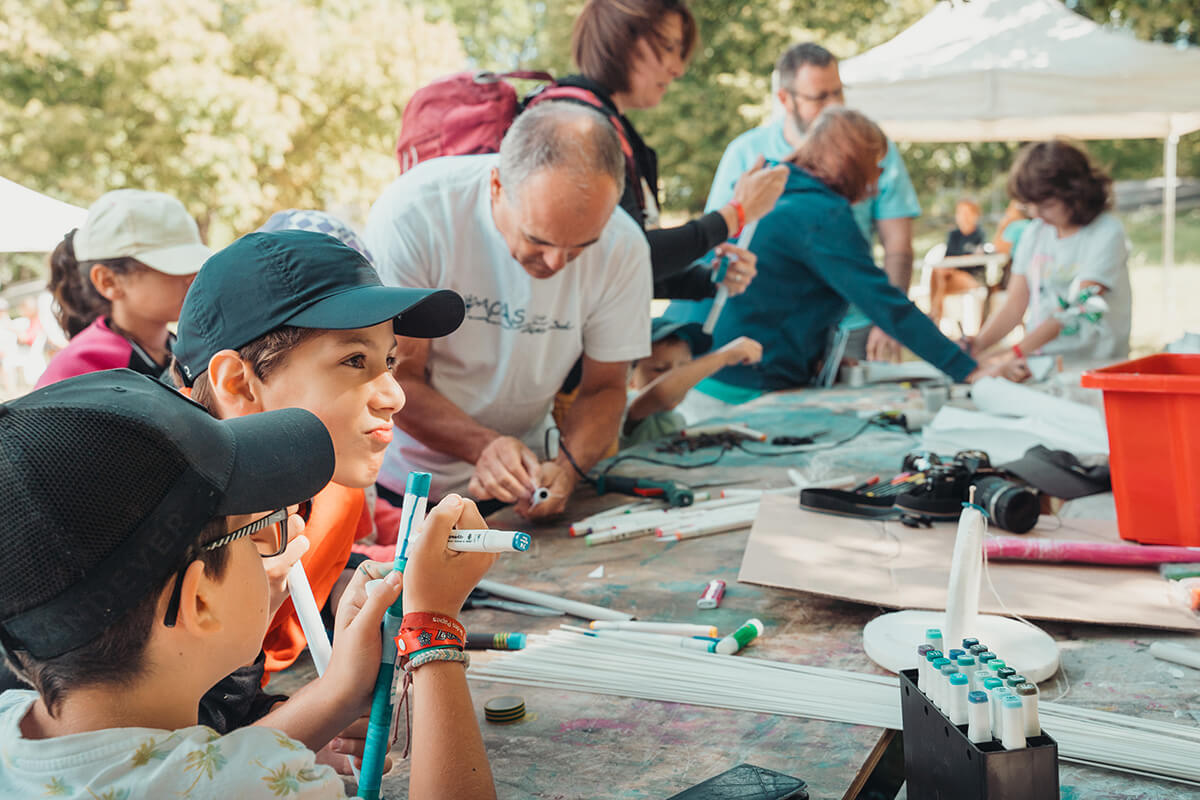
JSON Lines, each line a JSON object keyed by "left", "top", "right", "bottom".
{"left": 448, "top": 530, "right": 530, "bottom": 552}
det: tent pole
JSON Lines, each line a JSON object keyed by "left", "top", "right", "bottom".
{"left": 1164, "top": 128, "right": 1179, "bottom": 339}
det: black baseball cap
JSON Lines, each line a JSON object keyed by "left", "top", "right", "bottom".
{"left": 174, "top": 230, "right": 466, "bottom": 386}
{"left": 0, "top": 369, "right": 336, "bottom": 660}
{"left": 651, "top": 317, "right": 712, "bottom": 355}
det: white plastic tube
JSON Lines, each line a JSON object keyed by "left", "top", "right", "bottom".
{"left": 286, "top": 561, "right": 331, "bottom": 676}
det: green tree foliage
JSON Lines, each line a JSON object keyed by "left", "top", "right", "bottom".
{"left": 0, "top": 0, "right": 464, "bottom": 243}
{"left": 436, "top": 0, "right": 1196, "bottom": 217}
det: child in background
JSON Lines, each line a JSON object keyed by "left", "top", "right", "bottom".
{"left": 172, "top": 230, "right": 464, "bottom": 772}
{"left": 930, "top": 198, "right": 987, "bottom": 328}
{"left": 972, "top": 140, "right": 1131, "bottom": 368}
{"left": 623, "top": 318, "right": 762, "bottom": 448}
{"left": 0, "top": 369, "right": 496, "bottom": 799}
{"left": 38, "top": 190, "right": 210, "bottom": 387}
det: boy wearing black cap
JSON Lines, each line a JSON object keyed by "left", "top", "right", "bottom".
{"left": 623, "top": 319, "right": 763, "bottom": 448}
{"left": 172, "top": 230, "right": 464, "bottom": 696}
{"left": 0, "top": 370, "right": 496, "bottom": 799}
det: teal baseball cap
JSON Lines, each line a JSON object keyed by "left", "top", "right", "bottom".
{"left": 174, "top": 230, "right": 464, "bottom": 386}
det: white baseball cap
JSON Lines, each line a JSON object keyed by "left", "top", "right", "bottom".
{"left": 74, "top": 190, "right": 212, "bottom": 276}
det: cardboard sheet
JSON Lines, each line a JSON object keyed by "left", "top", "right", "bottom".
{"left": 738, "top": 494, "right": 1200, "bottom": 632}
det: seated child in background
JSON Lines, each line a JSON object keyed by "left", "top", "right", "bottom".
{"left": 0, "top": 369, "right": 496, "bottom": 799}
{"left": 623, "top": 318, "right": 762, "bottom": 448}
{"left": 971, "top": 140, "right": 1131, "bottom": 368}
{"left": 930, "top": 197, "right": 987, "bottom": 328}
{"left": 171, "top": 230, "right": 465, "bottom": 770}
{"left": 38, "top": 190, "right": 211, "bottom": 387}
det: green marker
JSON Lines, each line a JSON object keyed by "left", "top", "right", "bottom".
{"left": 1161, "top": 563, "right": 1200, "bottom": 581}
{"left": 988, "top": 659, "right": 1007, "bottom": 674}
{"left": 714, "top": 618, "right": 764, "bottom": 654}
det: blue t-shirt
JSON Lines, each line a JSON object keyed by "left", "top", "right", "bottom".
{"left": 703, "top": 164, "right": 975, "bottom": 390}
{"left": 704, "top": 119, "right": 921, "bottom": 242}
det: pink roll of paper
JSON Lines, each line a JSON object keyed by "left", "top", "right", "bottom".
{"left": 985, "top": 537, "right": 1200, "bottom": 566}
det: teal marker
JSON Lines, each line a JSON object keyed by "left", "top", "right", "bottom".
{"left": 358, "top": 472, "right": 431, "bottom": 800}
{"left": 987, "top": 658, "right": 1007, "bottom": 674}
{"left": 925, "top": 628, "right": 944, "bottom": 651}
{"left": 977, "top": 651, "right": 997, "bottom": 664}
{"left": 714, "top": 618, "right": 764, "bottom": 654}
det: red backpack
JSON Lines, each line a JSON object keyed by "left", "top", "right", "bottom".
{"left": 395, "top": 70, "right": 643, "bottom": 213}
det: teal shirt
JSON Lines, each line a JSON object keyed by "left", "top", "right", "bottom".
{"left": 705, "top": 164, "right": 975, "bottom": 389}
{"left": 703, "top": 119, "right": 921, "bottom": 242}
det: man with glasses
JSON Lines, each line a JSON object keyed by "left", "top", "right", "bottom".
{"left": 698, "top": 42, "right": 921, "bottom": 364}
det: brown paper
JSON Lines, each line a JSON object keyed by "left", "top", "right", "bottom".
{"left": 738, "top": 494, "right": 1200, "bottom": 632}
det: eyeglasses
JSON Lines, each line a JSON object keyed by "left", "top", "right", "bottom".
{"left": 788, "top": 86, "right": 844, "bottom": 104}
{"left": 162, "top": 502, "right": 310, "bottom": 628}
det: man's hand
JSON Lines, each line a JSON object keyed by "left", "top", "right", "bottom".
{"left": 712, "top": 244, "right": 757, "bottom": 297}
{"left": 517, "top": 460, "right": 576, "bottom": 520}
{"left": 866, "top": 327, "right": 901, "bottom": 363}
{"left": 717, "top": 336, "right": 763, "bottom": 367}
{"left": 468, "top": 435, "right": 540, "bottom": 504}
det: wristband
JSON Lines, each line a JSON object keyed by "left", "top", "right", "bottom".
{"left": 404, "top": 647, "right": 470, "bottom": 673}
{"left": 397, "top": 612, "right": 465, "bottom": 657}
{"left": 728, "top": 201, "right": 746, "bottom": 238}
{"left": 1012, "top": 343, "right": 1025, "bottom": 359}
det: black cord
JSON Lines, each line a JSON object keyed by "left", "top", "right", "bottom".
{"left": 547, "top": 427, "right": 595, "bottom": 485}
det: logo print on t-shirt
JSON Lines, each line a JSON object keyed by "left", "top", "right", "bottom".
{"left": 462, "top": 294, "right": 574, "bottom": 334}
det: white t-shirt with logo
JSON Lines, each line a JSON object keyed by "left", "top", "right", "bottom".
{"left": 1011, "top": 212, "right": 1131, "bottom": 366}
{"left": 0, "top": 689, "right": 345, "bottom": 799}
{"left": 366, "top": 154, "right": 652, "bottom": 499}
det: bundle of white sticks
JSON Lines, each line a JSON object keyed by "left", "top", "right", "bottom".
{"left": 471, "top": 629, "right": 1200, "bottom": 787}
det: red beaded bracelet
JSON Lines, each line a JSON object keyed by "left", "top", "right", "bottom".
{"left": 1012, "top": 343, "right": 1025, "bottom": 359}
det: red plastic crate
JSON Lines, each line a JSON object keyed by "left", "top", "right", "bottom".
{"left": 1081, "top": 354, "right": 1200, "bottom": 545}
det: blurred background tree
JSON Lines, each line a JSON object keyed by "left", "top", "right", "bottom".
{"left": 1, "top": 0, "right": 1195, "bottom": 243}
{"left": 0, "top": 0, "right": 463, "bottom": 243}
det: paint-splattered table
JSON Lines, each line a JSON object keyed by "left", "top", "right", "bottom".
{"left": 278, "top": 384, "right": 1200, "bottom": 799}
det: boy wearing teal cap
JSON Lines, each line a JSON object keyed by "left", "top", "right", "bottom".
{"left": 172, "top": 230, "right": 468, "bottom": 771}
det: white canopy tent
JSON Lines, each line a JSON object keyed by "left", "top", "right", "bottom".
{"left": 1, "top": 177, "right": 87, "bottom": 254}
{"left": 841, "top": 0, "right": 1200, "bottom": 322}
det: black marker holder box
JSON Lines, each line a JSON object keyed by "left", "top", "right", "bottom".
{"left": 899, "top": 669, "right": 1059, "bottom": 800}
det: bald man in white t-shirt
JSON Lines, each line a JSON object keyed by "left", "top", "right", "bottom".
{"left": 366, "top": 102, "right": 651, "bottom": 519}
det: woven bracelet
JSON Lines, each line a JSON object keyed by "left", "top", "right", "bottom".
{"left": 404, "top": 647, "right": 469, "bottom": 672}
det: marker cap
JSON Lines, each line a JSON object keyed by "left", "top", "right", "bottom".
{"left": 982, "top": 677, "right": 1002, "bottom": 690}
{"left": 978, "top": 651, "right": 997, "bottom": 663}
{"left": 1006, "top": 674, "right": 1027, "bottom": 688}
{"left": 948, "top": 648, "right": 965, "bottom": 660}
{"left": 949, "top": 673, "right": 968, "bottom": 685}
{"left": 968, "top": 690, "right": 989, "bottom": 703}
{"left": 1016, "top": 683, "right": 1038, "bottom": 696}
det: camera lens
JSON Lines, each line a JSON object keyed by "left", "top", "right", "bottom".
{"left": 973, "top": 475, "right": 1039, "bottom": 533}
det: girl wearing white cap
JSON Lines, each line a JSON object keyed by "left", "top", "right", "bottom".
{"left": 37, "top": 189, "right": 211, "bottom": 388}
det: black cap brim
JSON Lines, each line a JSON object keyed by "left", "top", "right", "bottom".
{"left": 217, "top": 408, "right": 336, "bottom": 515}
{"left": 287, "top": 286, "right": 465, "bottom": 339}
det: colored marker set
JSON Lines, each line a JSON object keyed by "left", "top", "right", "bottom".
{"left": 582, "top": 618, "right": 764, "bottom": 655}
{"left": 901, "top": 628, "right": 1058, "bottom": 800}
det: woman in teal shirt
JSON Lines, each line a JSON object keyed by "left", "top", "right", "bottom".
{"left": 708, "top": 107, "right": 1027, "bottom": 391}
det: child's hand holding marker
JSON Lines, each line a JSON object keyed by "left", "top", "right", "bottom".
{"left": 404, "top": 494, "right": 497, "bottom": 619}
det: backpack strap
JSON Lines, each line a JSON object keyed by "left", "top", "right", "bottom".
{"left": 524, "top": 85, "right": 645, "bottom": 215}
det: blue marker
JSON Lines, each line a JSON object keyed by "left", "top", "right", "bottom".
{"left": 359, "top": 472, "right": 431, "bottom": 800}
{"left": 948, "top": 648, "right": 965, "bottom": 661}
